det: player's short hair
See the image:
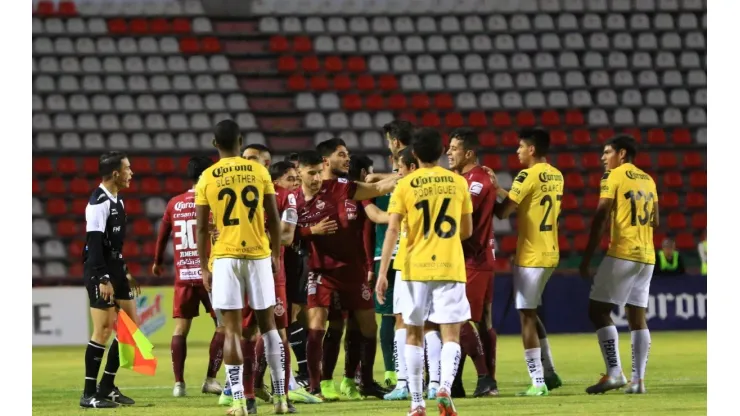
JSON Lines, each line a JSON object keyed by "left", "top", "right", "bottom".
{"left": 411, "top": 127, "right": 444, "bottom": 163}
{"left": 285, "top": 152, "right": 300, "bottom": 163}
{"left": 298, "top": 150, "right": 323, "bottom": 167}
{"left": 519, "top": 127, "right": 550, "bottom": 157}
{"left": 383, "top": 120, "right": 414, "bottom": 146}
{"left": 214, "top": 119, "right": 241, "bottom": 150}
{"left": 186, "top": 156, "right": 214, "bottom": 181}
{"left": 316, "top": 138, "right": 347, "bottom": 157}
{"left": 99, "top": 151, "right": 128, "bottom": 178}
{"left": 449, "top": 127, "right": 480, "bottom": 152}
{"left": 348, "top": 154, "right": 373, "bottom": 181}
{"left": 245, "top": 143, "right": 271, "bottom": 155}
{"left": 269, "top": 161, "right": 296, "bottom": 181}
{"left": 606, "top": 134, "right": 638, "bottom": 161}
{"left": 398, "top": 147, "right": 418, "bottom": 170}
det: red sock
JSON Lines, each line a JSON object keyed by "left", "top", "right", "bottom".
{"left": 306, "top": 329, "right": 325, "bottom": 391}
{"left": 206, "top": 332, "right": 225, "bottom": 378}
{"left": 321, "top": 328, "right": 342, "bottom": 381}
{"left": 241, "top": 339, "right": 257, "bottom": 399}
{"left": 359, "top": 335, "right": 377, "bottom": 386}
{"left": 460, "top": 322, "right": 489, "bottom": 377}
{"left": 343, "top": 329, "right": 362, "bottom": 378}
{"left": 487, "top": 328, "right": 498, "bottom": 379}
{"left": 283, "top": 340, "right": 291, "bottom": 394}
{"left": 171, "top": 335, "right": 186, "bottom": 383}
{"left": 254, "top": 336, "right": 267, "bottom": 390}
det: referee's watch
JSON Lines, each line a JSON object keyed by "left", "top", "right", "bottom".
{"left": 97, "top": 274, "right": 111, "bottom": 285}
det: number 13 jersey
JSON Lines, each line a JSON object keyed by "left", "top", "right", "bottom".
{"left": 195, "top": 156, "right": 275, "bottom": 260}
{"left": 600, "top": 163, "right": 658, "bottom": 265}
{"left": 508, "top": 163, "right": 564, "bottom": 268}
{"left": 388, "top": 166, "right": 473, "bottom": 283}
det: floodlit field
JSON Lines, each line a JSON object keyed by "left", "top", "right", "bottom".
{"left": 33, "top": 331, "right": 706, "bottom": 415}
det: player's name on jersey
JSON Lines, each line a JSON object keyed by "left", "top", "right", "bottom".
{"left": 537, "top": 172, "right": 564, "bottom": 193}
{"left": 410, "top": 174, "right": 457, "bottom": 198}
{"left": 213, "top": 172, "right": 259, "bottom": 188}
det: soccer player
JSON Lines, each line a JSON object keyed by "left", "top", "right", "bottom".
{"left": 285, "top": 152, "right": 300, "bottom": 169}
{"left": 493, "top": 128, "right": 564, "bottom": 396}
{"left": 195, "top": 120, "right": 287, "bottom": 415}
{"left": 243, "top": 143, "right": 272, "bottom": 167}
{"left": 152, "top": 156, "right": 225, "bottom": 397}
{"left": 579, "top": 135, "right": 658, "bottom": 395}
{"left": 376, "top": 127, "right": 473, "bottom": 416}
{"left": 294, "top": 150, "right": 397, "bottom": 400}
{"left": 80, "top": 151, "right": 139, "bottom": 408}
{"left": 446, "top": 127, "right": 499, "bottom": 397}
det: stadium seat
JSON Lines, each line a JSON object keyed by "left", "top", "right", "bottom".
{"left": 667, "top": 213, "right": 687, "bottom": 228}
{"left": 661, "top": 192, "right": 679, "bottom": 209}
{"left": 657, "top": 152, "right": 678, "bottom": 169}
{"left": 689, "top": 171, "right": 706, "bottom": 188}
{"left": 550, "top": 130, "right": 568, "bottom": 146}
{"left": 663, "top": 172, "right": 683, "bottom": 188}
{"left": 686, "top": 193, "right": 706, "bottom": 209}
{"left": 675, "top": 233, "right": 696, "bottom": 250}
{"left": 683, "top": 152, "right": 703, "bottom": 169}
{"left": 565, "top": 172, "right": 584, "bottom": 190}
{"left": 132, "top": 218, "right": 154, "bottom": 236}
{"left": 691, "top": 213, "right": 707, "bottom": 229}
{"left": 557, "top": 154, "right": 576, "bottom": 171}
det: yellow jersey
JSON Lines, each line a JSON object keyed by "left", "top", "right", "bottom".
{"left": 392, "top": 218, "right": 408, "bottom": 273}
{"left": 195, "top": 157, "right": 275, "bottom": 261}
{"left": 388, "top": 166, "right": 472, "bottom": 283}
{"left": 600, "top": 163, "right": 658, "bottom": 264}
{"left": 508, "top": 163, "right": 564, "bottom": 268}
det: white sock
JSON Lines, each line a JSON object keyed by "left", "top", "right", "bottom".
{"left": 288, "top": 372, "right": 298, "bottom": 391}
{"left": 394, "top": 328, "right": 408, "bottom": 389}
{"left": 524, "top": 348, "right": 545, "bottom": 387}
{"left": 405, "top": 344, "right": 425, "bottom": 408}
{"left": 630, "top": 329, "right": 651, "bottom": 383}
{"left": 596, "top": 325, "right": 623, "bottom": 378}
{"left": 539, "top": 338, "right": 556, "bottom": 376}
{"left": 262, "top": 330, "right": 286, "bottom": 396}
{"left": 424, "top": 331, "right": 442, "bottom": 389}
{"left": 440, "top": 342, "right": 461, "bottom": 392}
{"left": 226, "top": 364, "right": 244, "bottom": 400}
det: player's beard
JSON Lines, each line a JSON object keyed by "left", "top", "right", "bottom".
{"left": 332, "top": 168, "right": 348, "bottom": 178}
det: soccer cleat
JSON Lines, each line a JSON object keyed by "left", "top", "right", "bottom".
{"left": 586, "top": 373, "right": 628, "bottom": 395}
{"left": 97, "top": 385, "right": 135, "bottom": 405}
{"left": 319, "top": 380, "right": 340, "bottom": 402}
{"left": 79, "top": 395, "right": 119, "bottom": 409}
{"left": 436, "top": 388, "right": 458, "bottom": 416}
{"left": 295, "top": 373, "right": 310, "bottom": 389}
{"left": 202, "top": 377, "right": 223, "bottom": 395}
{"left": 340, "top": 377, "right": 363, "bottom": 400}
{"left": 384, "top": 370, "right": 398, "bottom": 388}
{"left": 384, "top": 386, "right": 410, "bottom": 401}
{"left": 408, "top": 405, "right": 427, "bottom": 416}
{"left": 226, "top": 398, "right": 248, "bottom": 415}
{"left": 473, "top": 375, "right": 499, "bottom": 397}
{"left": 246, "top": 398, "right": 257, "bottom": 414}
{"left": 427, "top": 386, "right": 438, "bottom": 400}
{"left": 273, "top": 394, "right": 289, "bottom": 414}
{"left": 450, "top": 377, "right": 466, "bottom": 398}
{"left": 545, "top": 373, "right": 563, "bottom": 391}
{"left": 359, "top": 380, "right": 390, "bottom": 399}
{"left": 219, "top": 392, "right": 234, "bottom": 406}
{"left": 173, "top": 381, "right": 187, "bottom": 397}
{"left": 287, "top": 399, "right": 298, "bottom": 413}
{"left": 517, "top": 384, "right": 549, "bottom": 396}
{"left": 288, "top": 387, "right": 324, "bottom": 404}
{"left": 624, "top": 380, "right": 647, "bottom": 394}
{"left": 254, "top": 386, "right": 273, "bottom": 403}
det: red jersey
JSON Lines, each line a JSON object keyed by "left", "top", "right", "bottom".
{"left": 155, "top": 190, "right": 204, "bottom": 285}
{"left": 273, "top": 185, "right": 298, "bottom": 286}
{"left": 295, "top": 178, "right": 368, "bottom": 274}
{"left": 461, "top": 165, "right": 496, "bottom": 270}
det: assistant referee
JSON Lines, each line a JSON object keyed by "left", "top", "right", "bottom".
{"left": 80, "top": 151, "right": 141, "bottom": 409}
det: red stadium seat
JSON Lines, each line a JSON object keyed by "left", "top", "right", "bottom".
{"left": 689, "top": 171, "right": 706, "bottom": 188}
{"left": 309, "top": 75, "right": 329, "bottom": 90}
{"left": 445, "top": 112, "right": 464, "bottom": 128}
{"left": 165, "top": 177, "right": 185, "bottom": 194}
{"left": 125, "top": 198, "right": 143, "bottom": 215}
{"left": 565, "top": 172, "right": 585, "bottom": 189}
{"left": 155, "top": 158, "right": 176, "bottom": 174}
{"left": 565, "top": 109, "right": 584, "bottom": 125}
{"left": 332, "top": 74, "right": 351, "bottom": 90}
{"left": 647, "top": 129, "right": 666, "bottom": 145}
{"left": 587, "top": 172, "right": 602, "bottom": 189}
{"left": 399, "top": 112, "right": 418, "bottom": 124}
{"left": 692, "top": 213, "right": 707, "bottom": 229}
{"left": 507, "top": 154, "right": 524, "bottom": 171}
{"left": 653, "top": 232, "right": 666, "bottom": 249}
{"left": 347, "top": 57, "right": 366, "bottom": 72}
{"left": 45, "top": 178, "right": 66, "bottom": 194}
{"left": 434, "top": 94, "right": 454, "bottom": 110}
{"left": 583, "top": 193, "right": 599, "bottom": 209}
{"left": 277, "top": 56, "right": 296, "bottom": 72}
{"left": 128, "top": 263, "right": 144, "bottom": 276}
{"left": 202, "top": 37, "right": 221, "bottom": 53}
{"left": 686, "top": 192, "right": 706, "bottom": 209}
{"left": 421, "top": 113, "right": 441, "bottom": 128}
{"left": 573, "top": 234, "right": 589, "bottom": 251}
{"left": 69, "top": 178, "right": 90, "bottom": 194}
{"left": 46, "top": 199, "right": 68, "bottom": 216}
{"left": 357, "top": 75, "right": 375, "bottom": 91}
{"left": 68, "top": 241, "right": 84, "bottom": 259}
{"left": 667, "top": 213, "right": 687, "bottom": 228}
{"left": 172, "top": 18, "right": 192, "bottom": 34}
{"left": 300, "top": 56, "right": 320, "bottom": 72}
{"left": 140, "top": 178, "right": 162, "bottom": 194}
{"left": 34, "top": 158, "right": 53, "bottom": 175}
{"left": 480, "top": 132, "right": 496, "bottom": 147}
{"left": 561, "top": 194, "right": 578, "bottom": 211}
{"left": 517, "top": 111, "right": 536, "bottom": 126}
{"left": 492, "top": 112, "right": 511, "bottom": 128}
{"left": 343, "top": 94, "right": 362, "bottom": 111}
{"left": 502, "top": 131, "right": 519, "bottom": 147}
{"left": 558, "top": 235, "right": 571, "bottom": 252}
{"left": 388, "top": 94, "right": 408, "bottom": 110}
{"left": 123, "top": 244, "right": 140, "bottom": 259}
{"left": 661, "top": 192, "right": 679, "bottom": 209}
{"left": 35, "top": 1, "right": 55, "bottom": 15}
{"left": 572, "top": 129, "right": 591, "bottom": 145}
{"left": 33, "top": 179, "right": 41, "bottom": 195}
{"left": 564, "top": 215, "right": 586, "bottom": 231}
{"left": 675, "top": 233, "right": 695, "bottom": 250}
{"left": 469, "top": 112, "right": 488, "bottom": 127}
{"left": 324, "top": 56, "right": 343, "bottom": 72}
{"left": 672, "top": 128, "right": 692, "bottom": 145}
{"left": 57, "top": 1, "right": 78, "bottom": 15}
{"left": 57, "top": 220, "right": 80, "bottom": 237}
{"left": 623, "top": 128, "right": 642, "bottom": 143}
{"left": 657, "top": 152, "right": 678, "bottom": 169}
{"left": 287, "top": 74, "right": 306, "bottom": 90}
{"left": 441, "top": 132, "right": 450, "bottom": 147}
{"left": 83, "top": 157, "right": 99, "bottom": 175}
{"left": 682, "top": 152, "right": 703, "bottom": 169}
{"left": 141, "top": 241, "right": 156, "bottom": 257}
{"left": 69, "top": 263, "right": 84, "bottom": 278}
{"left": 150, "top": 18, "right": 170, "bottom": 34}
{"left": 406, "top": 94, "right": 429, "bottom": 110}
{"left": 132, "top": 219, "right": 154, "bottom": 236}
{"left": 540, "top": 110, "right": 560, "bottom": 126}
{"left": 107, "top": 18, "right": 127, "bottom": 34}
{"left": 501, "top": 236, "right": 518, "bottom": 253}
{"left": 179, "top": 37, "right": 199, "bottom": 53}
{"left": 483, "top": 155, "right": 502, "bottom": 171}
{"left": 663, "top": 172, "right": 683, "bottom": 188}
{"left": 71, "top": 199, "right": 87, "bottom": 215}
{"left": 634, "top": 153, "right": 651, "bottom": 169}
{"left": 379, "top": 75, "right": 398, "bottom": 91}
{"left": 131, "top": 158, "right": 152, "bottom": 174}
{"left": 550, "top": 130, "right": 568, "bottom": 146}
{"left": 582, "top": 153, "right": 601, "bottom": 170}
{"left": 597, "top": 128, "right": 615, "bottom": 143}
{"left": 292, "top": 36, "right": 312, "bottom": 52}
{"left": 269, "top": 36, "right": 289, "bottom": 53}
{"left": 556, "top": 154, "right": 576, "bottom": 170}
{"left": 129, "top": 18, "right": 149, "bottom": 34}
{"left": 366, "top": 94, "right": 385, "bottom": 110}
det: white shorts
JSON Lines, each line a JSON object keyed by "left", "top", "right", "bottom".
{"left": 512, "top": 265, "right": 555, "bottom": 310}
{"left": 211, "top": 257, "right": 276, "bottom": 311}
{"left": 392, "top": 270, "right": 409, "bottom": 314}
{"left": 399, "top": 280, "right": 471, "bottom": 327}
{"left": 589, "top": 256, "right": 654, "bottom": 308}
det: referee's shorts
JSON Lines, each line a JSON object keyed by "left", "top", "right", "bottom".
{"left": 83, "top": 262, "right": 133, "bottom": 309}
{"left": 284, "top": 248, "right": 309, "bottom": 306}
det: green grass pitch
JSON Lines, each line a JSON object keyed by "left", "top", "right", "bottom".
{"left": 32, "top": 331, "right": 706, "bottom": 415}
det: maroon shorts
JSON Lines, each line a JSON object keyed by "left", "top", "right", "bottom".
{"left": 307, "top": 268, "right": 373, "bottom": 312}
{"left": 242, "top": 285, "right": 289, "bottom": 329}
{"left": 173, "top": 283, "right": 215, "bottom": 320}
{"left": 466, "top": 268, "right": 494, "bottom": 322}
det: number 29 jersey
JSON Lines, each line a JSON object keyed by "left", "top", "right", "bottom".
{"left": 195, "top": 156, "right": 275, "bottom": 260}
{"left": 508, "top": 163, "right": 564, "bottom": 268}
{"left": 388, "top": 166, "right": 473, "bottom": 283}
{"left": 600, "top": 163, "right": 658, "bottom": 265}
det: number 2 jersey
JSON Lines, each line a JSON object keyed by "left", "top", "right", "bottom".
{"left": 155, "top": 190, "right": 204, "bottom": 285}
{"left": 508, "top": 163, "right": 564, "bottom": 268}
{"left": 600, "top": 162, "right": 658, "bottom": 265}
{"left": 195, "top": 156, "right": 275, "bottom": 260}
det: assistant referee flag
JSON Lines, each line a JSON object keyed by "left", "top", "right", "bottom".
{"left": 116, "top": 309, "right": 158, "bottom": 376}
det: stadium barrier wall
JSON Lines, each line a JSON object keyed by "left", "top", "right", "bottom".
{"left": 32, "top": 287, "right": 90, "bottom": 346}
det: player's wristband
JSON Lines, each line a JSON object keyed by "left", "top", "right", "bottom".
{"left": 96, "top": 274, "right": 111, "bottom": 285}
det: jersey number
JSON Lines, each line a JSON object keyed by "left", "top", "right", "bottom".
{"left": 415, "top": 198, "right": 457, "bottom": 239}
{"left": 624, "top": 190, "right": 655, "bottom": 226}
{"left": 174, "top": 219, "right": 197, "bottom": 250}
{"left": 539, "top": 194, "right": 563, "bottom": 232}
{"left": 218, "top": 186, "right": 260, "bottom": 226}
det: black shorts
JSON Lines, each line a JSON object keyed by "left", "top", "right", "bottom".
{"left": 83, "top": 265, "right": 133, "bottom": 309}
{"left": 284, "top": 248, "right": 309, "bottom": 306}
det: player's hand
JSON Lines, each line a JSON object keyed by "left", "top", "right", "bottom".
{"left": 271, "top": 252, "right": 281, "bottom": 276}
{"left": 311, "top": 217, "right": 338, "bottom": 235}
{"left": 375, "top": 274, "right": 389, "bottom": 305}
{"left": 151, "top": 263, "right": 162, "bottom": 277}
{"left": 367, "top": 271, "right": 375, "bottom": 283}
{"left": 203, "top": 269, "right": 213, "bottom": 292}
{"left": 126, "top": 273, "right": 141, "bottom": 297}
{"left": 579, "top": 261, "right": 592, "bottom": 282}
{"left": 210, "top": 226, "right": 220, "bottom": 242}
{"left": 99, "top": 282, "right": 114, "bottom": 302}
{"left": 481, "top": 166, "right": 499, "bottom": 189}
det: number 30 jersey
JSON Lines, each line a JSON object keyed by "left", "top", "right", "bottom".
{"left": 195, "top": 156, "right": 275, "bottom": 261}
{"left": 599, "top": 163, "right": 658, "bottom": 265}
{"left": 508, "top": 163, "right": 564, "bottom": 268}
{"left": 388, "top": 166, "right": 473, "bottom": 283}
{"left": 155, "top": 190, "right": 205, "bottom": 284}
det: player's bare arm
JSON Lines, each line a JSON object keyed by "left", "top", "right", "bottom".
{"left": 280, "top": 220, "right": 297, "bottom": 246}
{"left": 364, "top": 202, "right": 390, "bottom": 224}
{"left": 365, "top": 172, "right": 396, "bottom": 183}
{"left": 460, "top": 212, "right": 474, "bottom": 240}
{"left": 652, "top": 201, "right": 660, "bottom": 228}
{"left": 493, "top": 197, "right": 518, "bottom": 219}
{"left": 579, "top": 197, "right": 615, "bottom": 280}
{"left": 151, "top": 209, "right": 173, "bottom": 276}
{"left": 376, "top": 212, "right": 402, "bottom": 305}
{"left": 195, "top": 204, "right": 212, "bottom": 291}
{"left": 263, "top": 193, "right": 283, "bottom": 277}
{"left": 353, "top": 175, "right": 399, "bottom": 201}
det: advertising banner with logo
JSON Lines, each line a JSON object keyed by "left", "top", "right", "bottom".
{"left": 135, "top": 286, "right": 217, "bottom": 346}
{"left": 32, "top": 287, "right": 90, "bottom": 346}
{"left": 491, "top": 274, "right": 707, "bottom": 335}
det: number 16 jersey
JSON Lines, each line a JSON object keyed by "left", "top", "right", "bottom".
{"left": 508, "top": 163, "right": 564, "bottom": 268}
{"left": 195, "top": 156, "right": 275, "bottom": 261}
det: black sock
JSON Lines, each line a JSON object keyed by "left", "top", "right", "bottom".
{"left": 288, "top": 322, "right": 308, "bottom": 376}
{"left": 100, "top": 338, "right": 120, "bottom": 389}
{"left": 84, "top": 340, "right": 106, "bottom": 396}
